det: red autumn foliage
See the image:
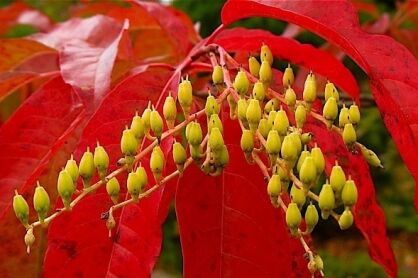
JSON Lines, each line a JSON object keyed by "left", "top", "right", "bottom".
{"left": 0, "top": 0, "right": 417, "bottom": 277}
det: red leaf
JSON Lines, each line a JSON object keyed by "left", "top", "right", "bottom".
{"left": 0, "top": 76, "right": 84, "bottom": 218}
{"left": 304, "top": 120, "right": 397, "bottom": 277}
{"left": 176, "top": 107, "right": 310, "bottom": 277}
{"left": 31, "top": 15, "right": 128, "bottom": 100}
{"left": 43, "top": 67, "right": 178, "bottom": 277}
{"left": 214, "top": 28, "right": 359, "bottom": 102}
{"left": 221, "top": 0, "right": 418, "bottom": 215}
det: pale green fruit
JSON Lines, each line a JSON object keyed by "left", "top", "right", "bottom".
{"left": 339, "top": 209, "right": 354, "bottom": 230}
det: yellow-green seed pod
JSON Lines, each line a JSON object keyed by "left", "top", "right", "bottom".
{"left": 267, "top": 174, "right": 281, "bottom": 206}
{"left": 343, "top": 123, "right": 356, "bottom": 146}
{"left": 303, "top": 73, "right": 317, "bottom": 104}
{"left": 281, "top": 135, "right": 298, "bottom": 162}
{"left": 33, "top": 182, "right": 50, "bottom": 222}
{"left": 349, "top": 104, "right": 360, "bottom": 125}
{"left": 121, "top": 128, "right": 138, "bottom": 156}
{"left": 258, "top": 118, "right": 271, "bottom": 139}
{"left": 57, "top": 169, "right": 75, "bottom": 208}
{"left": 190, "top": 144, "right": 203, "bottom": 161}
{"left": 65, "top": 155, "right": 79, "bottom": 183}
{"left": 299, "top": 156, "right": 317, "bottom": 188}
{"left": 339, "top": 208, "right": 354, "bottom": 230}
{"left": 237, "top": 98, "right": 248, "bottom": 123}
{"left": 295, "top": 104, "right": 307, "bottom": 129}
{"left": 252, "top": 81, "right": 266, "bottom": 102}
{"left": 297, "top": 148, "right": 310, "bottom": 173}
{"left": 240, "top": 129, "right": 254, "bottom": 154}
{"left": 218, "top": 145, "right": 229, "bottom": 167}
{"left": 259, "top": 60, "right": 272, "bottom": 86}
{"left": 284, "top": 87, "right": 296, "bottom": 109}
{"left": 342, "top": 178, "right": 358, "bottom": 207}
{"left": 227, "top": 94, "right": 237, "bottom": 118}
{"left": 290, "top": 183, "right": 306, "bottom": 208}
{"left": 273, "top": 108, "right": 289, "bottom": 136}
{"left": 150, "top": 109, "right": 163, "bottom": 139}
{"left": 205, "top": 94, "right": 220, "bottom": 117}
{"left": 106, "top": 177, "right": 120, "bottom": 204}
{"left": 13, "top": 190, "right": 29, "bottom": 226}
{"left": 305, "top": 203, "right": 319, "bottom": 232}
{"left": 142, "top": 106, "right": 152, "bottom": 132}
{"left": 325, "top": 81, "right": 339, "bottom": 102}
{"left": 209, "top": 127, "right": 224, "bottom": 152}
{"left": 127, "top": 171, "right": 141, "bottom": 200}
{"left": 359, "top": 144, "right": 383, "bottom": 168}
{"left": 94, "top": 143, "right": 109, "bottom": 180}
{"left": 264, "top": 98, "right": 279, "bottom": 114}
{"left": 278, "top": 165, "right": 290, "bottom": 191}
{"left": 319, "top": 183, "right": 335, "bottom": 219}
{"left": 173, "top": 142, "right": 187, "bottom": 172}
{"left": 131, "top": 113, "right": 145, "bottom": 140}
{"left": 248, "top": 56, "right": 260, "bottom": 78}
{"left": 246, "top": 99, "right": 262, "bottom": 132}
{"left": 178, "top": 77, "right": 193, "bottom": 115}
{"left": 163, "top": 95, "right": 177, "bottom": 129}
{"left": 150, "top": 146, "right": 165, "bottom": 181}
{"left": 208, "top": 114, "right": 223, "bottom": 134}
{"left": 260, "top": 43, "right": 273, "bottom": 66}
{"left": 323, "top": 97, "right": 338, "bottom": 127}
{"left": 79, "top": 148, "right": 95, "bottom": 188}
{"left": 233, "top": 68, "right": 249, "bottom": 97}
{"left": 212, "top": 65, "right": 224, "bottom": 85}
{"left": 289, "top": 132, "right": 302, "bottom": 155}
{"left": 311, "top": 144, "right": 325, "bottom": 175}
{"left": 286, "top": 202, "right": 301, "bottom": 230}
{"left": 330, "top": 162, "right": 346, "bottom": 193}
{"left": 25, "top": 228, "right": 35, "bottom": 254}
{"left": 301, "top": 132, "right": 313, "bottom": 145}
{"left": 314, "top": 255, "right": 324, "bottom": 271}
{"left": 266, "top": 130, "right": 281, "bottom": 163}
{"left": 187, "top": 122, "right": 202, "bottom": 146}
{"left": 267, "top": 110, "right": 277, "bottom": 127}
{"left": 339, "top": 104, "right": 350, "bottom": 128}
{"left": 283, "top": 64, "right": 294, "bottom": 87}
{"left": 136, "top": 166, "right": 148, "bottom": 192}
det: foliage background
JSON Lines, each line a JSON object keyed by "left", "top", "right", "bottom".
{"left": 0, "top": 0, "right": 417, "bottom": 277}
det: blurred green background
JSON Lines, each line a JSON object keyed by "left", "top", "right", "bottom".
{"left": 1, "top": 0, "right": 417, "bottom": 277}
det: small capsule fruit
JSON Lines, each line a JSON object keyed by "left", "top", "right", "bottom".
{"left": 13, "top": 190, "right": 29, "bottom": 226}
{"left": 349, "top": 104, "right": 360, "bottom": 126}
{"left": 173, "top": 142, "right": 187, "bottom": 173}
{"left": 359, "top": 144, "right": 383, "bottom": 168}
{"left": 282, "top": 64, "right": 294, "bottom": 87}
{"left": 319, "top": 183, "right": 335, "bottom": 219}
{"left": 295, "top": 104, "right": 307, "bottom": 129}
{"left": 246, "top": 99, "right": 262, "bottom": 132}
{"left": 33, "top": 182, "right": 50, "bottom": 222}
{"left": 131, "top": 113, "right": 145, "bottom": 140}
{"left": 94, "top": 143, "right": 109, "bottom": 180}
{"left": 342, "top": 178, "right": 358, "bottom": 207}
{"left": 106, "top": 177, "right": 120, "bottom": 204}
{"left": 339, "top": 104, "right": 350, "bottom": 128}
{"left": 311, "top": 144, "right": 325, "bottom": 175}
{"left": 136, "top": 166, "right": 148, "bottom": 192}
{"left": 163, "top": 95, "right": 177, "bottom": 129}
{"left": 281, "top": 135, "right": 298, "bottom": 162}
{"left": 252, "top": 81, "right": 265, "bottom": 102}
{"left": 150, "top": 146, "right": 165, "bottom": 181}
{"left": 127, "top": 171, "right": 141, "bottom": 200}
{"left": 290, "top": 183, "right": 306, "bottom": 208}
{"left": 150, "top": 109, "right": 164, "bottom": 139}
{"left": 343, "top": 123, "right": 357, "bottom": 146}
{"left": 305, "top": 203, "right": 319, "bottom": 232}
{"left": 323, "top": 97, "right": 338, "bottom": 128}
{"left": 190, "top": 144, "right": 203, "bottom": 161}
{"left": 296, "top": 148, "right": 310, "bottom": 173}
{"left": 237, "top": 98, "right": 248, "bottom": 123}
{"left": 330, "top": 162, "right": 346, "bottom": 193}
{"left": 273, "top": 108, "right": 289, "bottom": 136}
{"left": 299, "top": 156, "right": 317, "bottom": 188}
{"left": 267, "top": 174, "right": 281, "bottom": 206}
{"left": 258, "top": 119, "right": 271, "bottom": 139}
{"left": 339, "top": 208, "right": 354, "bottom": 230}
{"left": 266, "top": 130, "right": 281, "bottom": 164}
{"left": 208, "top": 114, "right": 223, "bottom": 134}
{"left": 284, "top": 87, "right": 296, "bottom": 110}
{"left": 301, "top": 132, "right": 313, "bottom": 145}
{"left": 233, "top": 68, "right": 249, "bottom": 97}
{"left": 264, "top": 98, "right": 279, "bottom": 114}
{"left": 187, "top": 122, "right": 203, "bottom": 146}
{"left": 79, "top": 148, "right": 95, "bottom": 188}
{"left": 325, "top": 81, "right": 339, "bottom": 102}
{"left": 212, "top": 65, "right": 224, "bottom": 85}
{"left": 303, "top": 73, "right": 317, "bottom": 104}
{"left": 267, "top": 110, "right": 277, "bottom": 127}
{"left": 58, "top": 169, "right": 75, "bottom": 208}
{"left": 286, "top": 202, "right": 302, "bottom": 233}
{"left": 178, "top": 77, "right": 193, "bottom": 116}
{"left": 260, "top": 43, "right": 273, "bottom": 65}
{"left": 142, "top": 105, "right": 152, "bottom": 132}
{"left": 248, "top": 56, "right": 260, "bottom": 77}
{"left": 65, "top": 155, "right": 79, "bottom": 183}
{"left": 259, "top": 60, "right": 272, "bottom": 86}
{"left": 289, "top": 132, "right": 302, "bottom": 155}
{"left": 205, "top": 94, "right": 220, "bottom": 118}
{"left": 121, "top": 128, "right": 138, "bottom": 156}
{"left": 209, "top": 127, "right": 224, "bottom": 153}
{"left": 240, "top": 129, "right": 254, "bottom": 154}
